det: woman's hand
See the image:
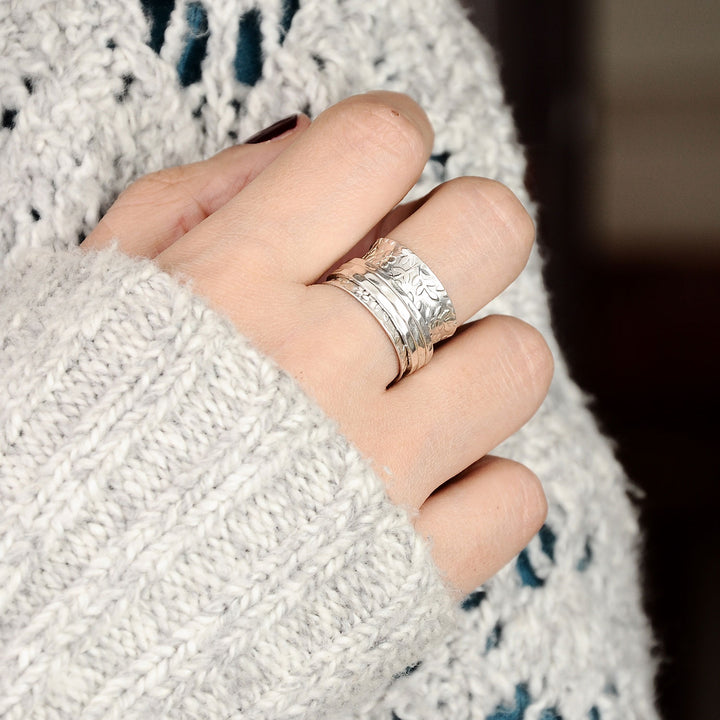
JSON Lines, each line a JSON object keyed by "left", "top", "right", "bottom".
{"left": 81, "top": 91, "right": 553, "bottom": 594}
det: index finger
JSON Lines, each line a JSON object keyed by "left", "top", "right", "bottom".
{"left": 160, "top": 91, "right": 434, "bottom": 284}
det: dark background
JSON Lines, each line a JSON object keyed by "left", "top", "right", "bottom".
{"left": 464, "top": 2, "right": 720, "bottom": 719}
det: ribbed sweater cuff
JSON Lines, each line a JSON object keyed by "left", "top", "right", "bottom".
{"left": 0, "top": 246, "right": 457, "bottom": 719}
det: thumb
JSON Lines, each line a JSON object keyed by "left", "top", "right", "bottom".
{"left": 82, "top": 114, "right": 310, "bottom": 257}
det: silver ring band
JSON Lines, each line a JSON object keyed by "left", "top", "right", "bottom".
{"left": 325, "top": 237, "right": 458, "bottom": 383}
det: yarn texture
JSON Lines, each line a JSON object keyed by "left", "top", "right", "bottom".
{"left": 0, "top": 0, "right": 658, "bottom": 718}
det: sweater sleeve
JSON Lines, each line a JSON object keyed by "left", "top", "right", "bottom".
{"left": 0, "top": 245, "right": 458, "bottom": 720}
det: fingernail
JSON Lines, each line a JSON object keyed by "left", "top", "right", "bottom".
{"left": 243, "top": 114, "right": 299, "bottom": 144}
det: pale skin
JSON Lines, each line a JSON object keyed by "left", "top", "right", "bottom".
{"left": 81, "top": 91, "right": 553, "bottom": 595}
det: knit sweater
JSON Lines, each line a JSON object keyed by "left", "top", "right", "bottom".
{"left": 0, "top": 1, "right": 658, "bottom": 718}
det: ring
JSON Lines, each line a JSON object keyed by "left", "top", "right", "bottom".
{"left": 325, "top": 237, "right": 458, "bottom": 383}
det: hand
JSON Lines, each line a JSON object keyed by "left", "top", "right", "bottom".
{"left": 82, "top": 91, "right": 553, "bottom": 594}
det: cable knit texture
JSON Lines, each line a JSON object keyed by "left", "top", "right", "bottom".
{"left": 0, "top": 0, "right": 658, "bottom": 718}
{"left": 0, "top": 245, "right": 456, "bottom": 718}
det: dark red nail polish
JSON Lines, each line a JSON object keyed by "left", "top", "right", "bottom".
{"left": 244, "top": 114, "right": 299, "bottom": 144}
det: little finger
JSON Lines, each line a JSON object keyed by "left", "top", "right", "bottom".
{"left": 415, "top": 455, "right": 547, "bottom": 594}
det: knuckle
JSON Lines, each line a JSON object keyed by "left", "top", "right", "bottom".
{"left": 123, "top": 166, "right": 187, "bottom": 202}
{"left": 333, "top": 94, "right": 429, "bottom": 168}
{"left": 448, "top": 178, "right": 535, "bottom": 267}
{"left": 435, "top": 177, "right": 488, "bottom": 221}
{"left": 482, "top": 179, "right": 535, "bottom": 246}
{"left": 120, "top": 166, "right": 207, "bottom": 239}
{"left": 511, "top": 462, "right": 548, "bottom": 533}
{"left": 495, "top": 316, "right": 554, "bottom": 399}
{"left": 148, "top": 165, "right": 185, "bottom": 186}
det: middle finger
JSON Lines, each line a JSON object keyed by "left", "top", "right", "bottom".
{"left": 305, "top": 175, "right": 536, "bottom": 388}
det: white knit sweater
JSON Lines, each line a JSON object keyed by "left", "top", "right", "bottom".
{"left": 0, "top": 0, "right": 658, "bottom": 718}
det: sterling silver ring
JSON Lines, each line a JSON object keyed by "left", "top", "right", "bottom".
{"left": 325, "top": 237, "right": 458, "bottom": 383}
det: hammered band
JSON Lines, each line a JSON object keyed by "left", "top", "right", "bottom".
{"left": 325, "top": 237, "right": 458, "bottom": 382}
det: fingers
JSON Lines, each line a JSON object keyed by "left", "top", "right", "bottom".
{"left": 81, "top": 114, "right": 310, "bottom": 257}
{"left": 310, "top": 176, "right": 536, "bottom": 388}
{"left": 382, "top": 177, "right": 535, "bottom": 322}
{"left": 78, "top": 89, "right": 552, "bottom": 599}
{"left": 414, "top": 456, "right": 547, "bottom": 594}
{"left": 159, "top": 91, "right": 434, "bottom": 282}
{"left": 320, "top": 195, "right": 429, "bottom": 281}
{"left": 360, "top": 315, "right": 554, "bottom": 508}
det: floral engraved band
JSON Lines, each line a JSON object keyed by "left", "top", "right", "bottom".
{"left": 325, "top": 237, "right": 458, "bottom": 383}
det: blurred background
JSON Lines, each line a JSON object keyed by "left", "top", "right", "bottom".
{"left": 464, "top": 2, "right": 720, "bottom": 718}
